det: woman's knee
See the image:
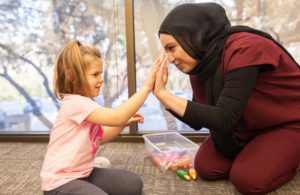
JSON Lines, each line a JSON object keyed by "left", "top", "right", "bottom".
{"left": 230, "top": 171, "right": 276, "bottom": 194}
{"left": 230, "top": 161, "right": 269, "bottom": 194}
{"left": 195, "top": 157, "right": 230, "bottom": 180}
{"left": 230, "top": 170, "right": 262, "bottom": 194}
{"left": 194, "top": 157, "right": 213, "bottom": 180}
{"left": 230, "top": 165, "right": 296, "bottom": 194}
{"left": 194, "top": 137, "right": 231, "bottom": 180}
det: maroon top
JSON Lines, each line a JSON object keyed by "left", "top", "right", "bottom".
{"left": 190, "top": 32, "right": 300, "bottom": 140}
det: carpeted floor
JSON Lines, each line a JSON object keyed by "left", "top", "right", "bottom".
{"left": 0, "top": 142, "right": 299, "bottom": 195}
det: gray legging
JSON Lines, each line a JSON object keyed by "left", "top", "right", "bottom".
{"left": 43, "top": 167, "right": 143, "bottom": 195}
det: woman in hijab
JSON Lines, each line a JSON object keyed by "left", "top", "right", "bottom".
{"left": 154, "top": 2, "right": 300, "bottom": 194}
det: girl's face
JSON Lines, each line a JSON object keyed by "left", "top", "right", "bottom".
{"left": 160, "top": 34, "right": 198, "bottom": 73}
{"left": 85, "top": 55, "right": 104, "bottom": 98}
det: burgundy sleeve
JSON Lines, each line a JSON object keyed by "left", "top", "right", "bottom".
{"left": 222, "top": 32, "right": 281, "bottom": 74}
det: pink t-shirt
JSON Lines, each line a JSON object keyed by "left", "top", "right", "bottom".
{"left": 40, "top": 94, "right": 103, "bottom": 191}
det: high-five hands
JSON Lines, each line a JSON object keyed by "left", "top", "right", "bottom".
{"left": 154, "top": 50, "right": 168, "bottom": 97}
{"left": 144, "top": 55, "right": 162, "bottom": 92}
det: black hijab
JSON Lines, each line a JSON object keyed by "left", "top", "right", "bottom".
{"left": 159, "top": 3, "right": 299, "bottom": 159}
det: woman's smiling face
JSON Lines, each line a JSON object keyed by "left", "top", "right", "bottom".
{"left": 160, "top": 33, "right": 198, "bottom": 73}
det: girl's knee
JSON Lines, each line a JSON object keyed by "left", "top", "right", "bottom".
{"left": 132, "top": 175, "right": 143, "bottom": 195}
{"left": 122, "top": 173, "right": 143, "bottom": 195}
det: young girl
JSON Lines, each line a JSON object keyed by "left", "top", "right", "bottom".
{"left": 40, "top": 40, "right": 162, "bottom": 195}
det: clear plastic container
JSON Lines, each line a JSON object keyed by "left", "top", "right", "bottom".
{"left": 143, "top": 132, "right": 199, "bottom": 171}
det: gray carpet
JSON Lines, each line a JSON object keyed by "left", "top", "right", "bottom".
{"left": 0, "top": 142, "right": 299, "bottom": 195}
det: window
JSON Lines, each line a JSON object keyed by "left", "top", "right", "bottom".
{"left": 0, "top": 0, "right": 126, "bottom": 132}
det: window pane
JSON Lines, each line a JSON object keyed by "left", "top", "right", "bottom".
{"left": 0, "top": 0, "right": 126, "bottom": 132}
{"left": 134, "top": 0, "right": 300, "bottom": 133}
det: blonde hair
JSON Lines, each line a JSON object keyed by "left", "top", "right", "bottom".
{"left": 53, "top": 40, "right": 102, "bottom": 99}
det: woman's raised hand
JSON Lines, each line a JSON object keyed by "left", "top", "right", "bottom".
{"left": 144, "top": 56, "right": 162, "bottom": 92}
{"left": 154, "top": 51, "right": 168, "bottom": 97}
